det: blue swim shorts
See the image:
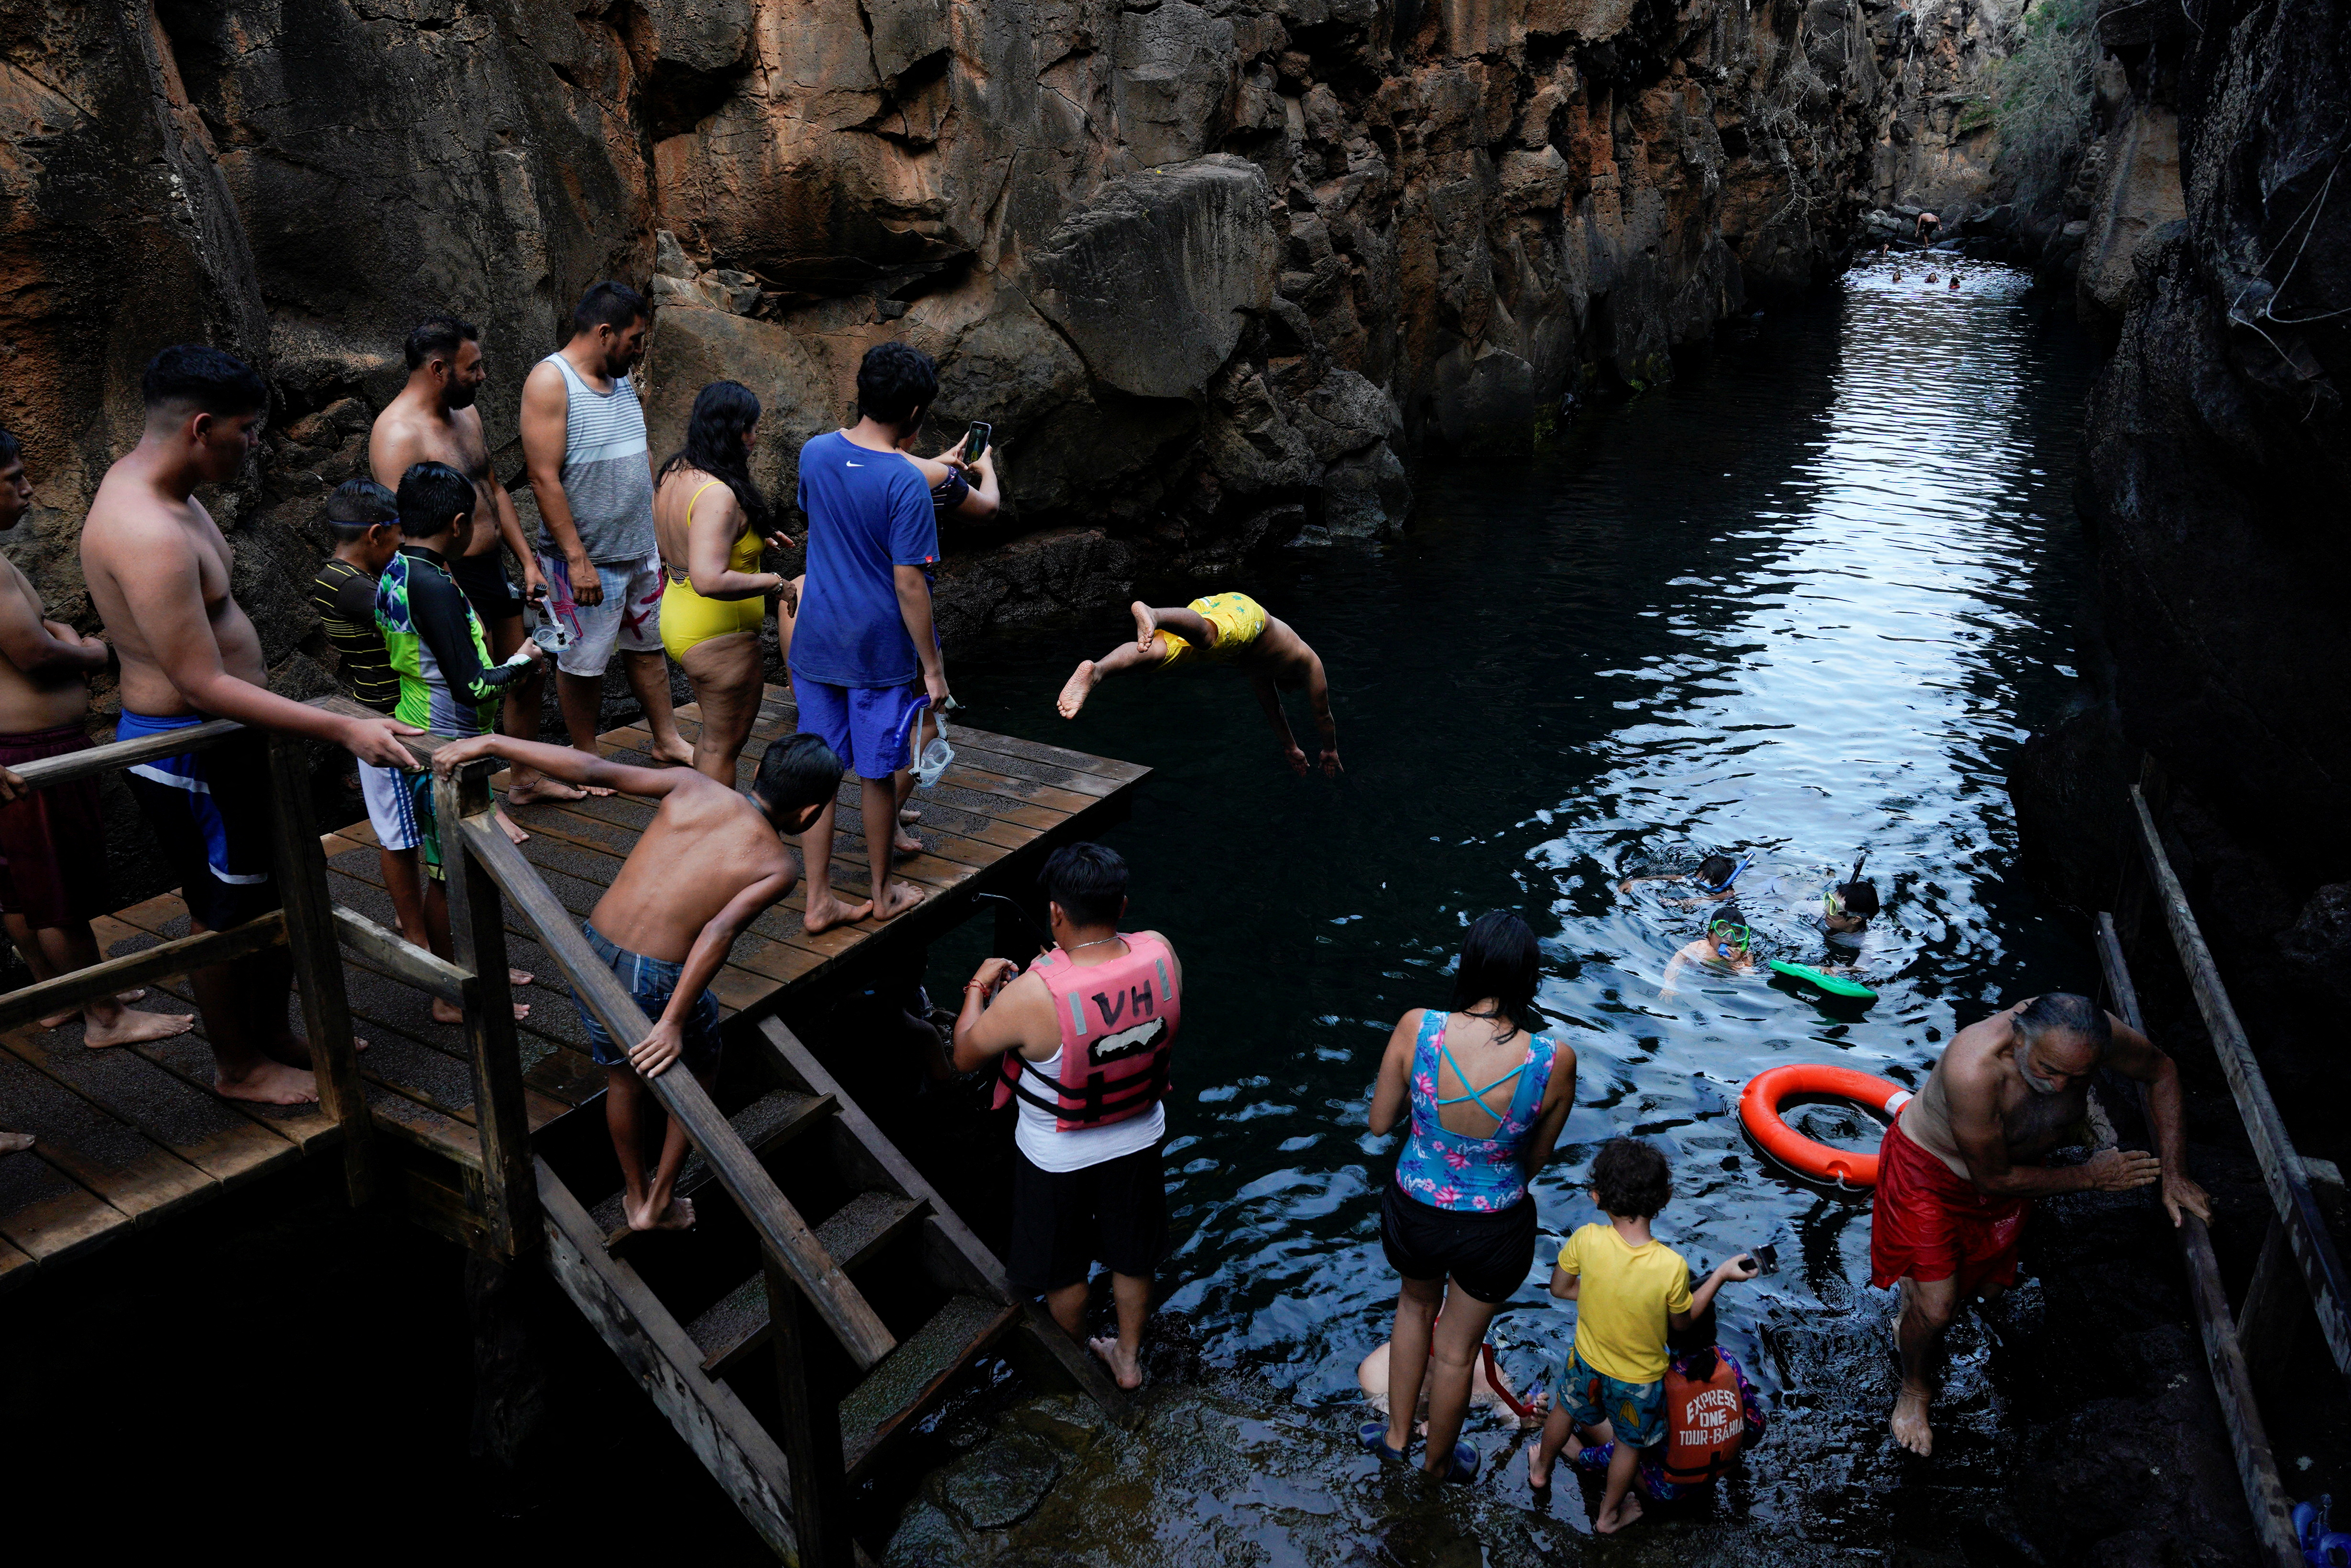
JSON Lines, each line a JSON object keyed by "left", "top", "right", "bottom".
{"left": 790, "top": 675, "right": 922, "bottom": 783}
{"left": 573, "top": 921, "right": 723, "bottom": 1078}
{"left": 1555, "top": 1343, "right": 1667, "bottom": 1449}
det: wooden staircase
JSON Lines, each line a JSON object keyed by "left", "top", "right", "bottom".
{"left": 425, "top": 765, "right": 1128, "bottom": 1563}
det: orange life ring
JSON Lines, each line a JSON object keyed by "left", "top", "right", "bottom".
{"left": 1738, "top": 1064, "right": 1914, "bottom": 1186}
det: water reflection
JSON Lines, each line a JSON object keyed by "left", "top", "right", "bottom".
{"left": 938, "top": 261, "right": 2096, "bottom": 1519}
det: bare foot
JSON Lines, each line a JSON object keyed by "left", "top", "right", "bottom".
{"left": 1130, "top": 599, "right": 1158, "bottom": 653}
{"left": 805, "top": 890, "right": 874, "bottom": 934}
{"left": 1595, "top": 1492, "right": 1645, "bottom": 1535}
{"left": 1527, "top": 1447, "right": 1553, "bottom": 1490}
{"left": 1056, "top": 661, "right": 1099, "bottom": 719}
{"left": 509, "top": 967, "right": 533, "bottom": 988}
{"left": 83, "top": 1008, "right": 196, "bottom": 1048}
{"left": 871, "top": 881, "right": 924, "bottom": 921}
{"left": 625, "top": 1194, "right": 696, "bottom": 1232}
{"left": 495, "top": 807, "right": 530, "bottom": 846}
{"left": 898, "top": 806, "right": 922, "bottom": 825}
{"left": 893, "top": 825, "right": 923, "bottom": 858}
{"left": 0, "top": 1130, "right": 32, "bottom": 1153}
{"left": 1088, "top": 1335, "right": 1144, "bottom": 1390}
{"left": 216, "top": 1060, "right": 321, "bottom": 1106}
{"left": 504, "top": 768, "right": 588, "bottom": 805}
{"left": 435, "top": 997, "right": 530, "bottom": 1024}
{"left": 649, "top": 737, "right": 696, "bottom": 767}
{"left": 1891, "top": 1384, "right": 1934, "bottom": 1456}
{"left": 42, "top": 988, "right": 148, "bottom": 1030}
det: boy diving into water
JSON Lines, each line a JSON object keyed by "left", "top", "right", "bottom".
{"left": 429, "top": 729, "right": 842, "bottom": 1231}
{"left": 1056, "top": 594, "right": 1341, "bottom": 776}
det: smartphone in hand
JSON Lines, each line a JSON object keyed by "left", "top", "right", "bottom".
{"left": 965, "top": 420, "right": 991, "bottom": 462}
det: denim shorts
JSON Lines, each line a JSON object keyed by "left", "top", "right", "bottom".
{"left": 1556, "top": 1343, "right": 1666, "bottom": 1449}
{"left": 574, "top": 921, "right": 723, "bottom": 1078}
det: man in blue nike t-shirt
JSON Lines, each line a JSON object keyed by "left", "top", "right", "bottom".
{"left": 790, "top": 340, "right": 950, "bottom": 931}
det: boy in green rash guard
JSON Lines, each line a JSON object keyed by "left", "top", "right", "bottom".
{"left": 378, "top": 459, "right": 547, "bottom": 1023}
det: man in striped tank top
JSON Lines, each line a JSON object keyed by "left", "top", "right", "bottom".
{"left": 520, "top": 282, "right": 693, "bottom": 772}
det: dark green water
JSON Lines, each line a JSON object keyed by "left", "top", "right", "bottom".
{"left": 930, "top": 261, "right": 2101, "bottom": 1513}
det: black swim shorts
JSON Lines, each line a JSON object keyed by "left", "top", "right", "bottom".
{"left": 1007, "top": 1140, "right": 1167, "bottom": 1296}
{"left": 1379, "top": 1179, "right": 1538, "bottom": 1304}
{"left": 447, "top": 548, "right": 523, "bottom": 624}
{"left": 121, "top": 726, "right": 283, "bottom": 932}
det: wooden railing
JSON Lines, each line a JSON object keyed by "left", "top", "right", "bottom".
{"left": 0, "top": 699, "right": 377, "bottom": 1201}
{"left": 2101, "top": 772, "right": 2348, "bottom": 1568}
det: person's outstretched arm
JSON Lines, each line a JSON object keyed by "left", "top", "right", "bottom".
{"left": 433, "top": 732, "right": 691, "bottom": 800}
{"left": 1670, "top": 1253, "right": 1757, "bottom": 1329}
{"left": 114, "top": 529, "right": 420, "bottom": 767}
{"left": 2103, "top": 1014, "right": 2213, "bottom": 1225}
{"left": 1249, "top": 673, "right": 1308, "bottom": 775}
{"left": 1301, "top": 648, "right": 1340, "bottom": 775}
{"left": 410, "top": 566, "right": 538, "bottom": 705}
{"left": 629, "top": 868, "right": 796, "bottom": 1077}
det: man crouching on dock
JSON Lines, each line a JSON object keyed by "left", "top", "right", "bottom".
{"left": 1872, "top": 992, "right": 2210, "bottom": 1456}
{"left": 431, "top": 730, "right": 842, "bottom": 1230}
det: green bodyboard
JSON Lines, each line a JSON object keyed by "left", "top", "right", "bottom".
{"left": 1768, "top": 960, "right": 1878, "bottom": 1001}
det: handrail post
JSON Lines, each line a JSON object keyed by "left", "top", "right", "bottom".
{"left": 265, "top": 734, "right": 376, "bottom": 1204}
{"left": 436, "top": 757, "right": 537, "bottom": 1260}
{"left": 762, "top": 1245, "right": 855, "bottom": 1568}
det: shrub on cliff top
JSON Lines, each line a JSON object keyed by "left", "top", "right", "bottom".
{"left": 1990, "top": 0, "right": 2096, "bottom": 214}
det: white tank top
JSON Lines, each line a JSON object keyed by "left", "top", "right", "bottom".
{"left": 1013, "top": 1042, "right": 1166, "bottom": 1174}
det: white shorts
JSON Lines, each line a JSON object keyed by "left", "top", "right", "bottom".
{"left": 359, "top": 760, "right": 422, "bottom": 852}
{"left": 535, "top": 551, "right": 665, "bottom": 678}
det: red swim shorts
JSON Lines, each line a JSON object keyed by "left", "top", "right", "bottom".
{"left": 1869, "top": 1118, "right": 2030, "bottom": 1297}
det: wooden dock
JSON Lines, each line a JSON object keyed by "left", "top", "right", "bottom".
{"left": 0, "top": 685, "right": 1142, "bottom": 1282}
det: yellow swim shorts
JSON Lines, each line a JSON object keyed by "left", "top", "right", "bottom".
{"left": 1159, "top": 593, "right": 1267, "bottom": 668}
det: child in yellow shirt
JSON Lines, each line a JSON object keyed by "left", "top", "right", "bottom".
{"left": 1529, "top": 1137, "right": 1758, "bottom": 1534}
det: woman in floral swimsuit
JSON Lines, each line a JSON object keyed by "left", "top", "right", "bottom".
{"left": 1364, "top": 912, "right": 1578, "bottom": 1483}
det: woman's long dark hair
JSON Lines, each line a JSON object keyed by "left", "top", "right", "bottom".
{"left": 1449, "top": 911, "right": 1542, "bottom": 1037}
{"left": 658, "top": 379, "right": 768, "bottom": 531}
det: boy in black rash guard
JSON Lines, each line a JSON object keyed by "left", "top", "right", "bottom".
{"left": 308, "top": 479, "right": 435, "bottom": 971}
{"left": 379, "top": 460, "right": 546, "bottom": 1023}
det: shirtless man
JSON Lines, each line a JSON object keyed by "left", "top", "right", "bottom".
{"left": 429, "top": 729, "right": 840, "bottom": 1230}
{"left": 0, "top": 429, "right": 191, "bottom": 1048}
{"left": 1056, "top": 594, "right": 1341, "bottom": 776}
{"left": 1872, "top": 992, "right": 2210, "bottom": 1455}
{"left": 1660, "top": 909, "right": 1756, "bottom": 997}
{"left": 82, "top": 345, "right": 420, "bottom": 1105}
{"left": 370, "top": 316, "right": 566, "bottom": 826}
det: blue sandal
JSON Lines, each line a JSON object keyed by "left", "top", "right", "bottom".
{"left": 1358, "top": 1422, "right": 1408, "bottom": 1463}
{"left": 1435, "top": 1441, "right": 1481, "bottom": 1485}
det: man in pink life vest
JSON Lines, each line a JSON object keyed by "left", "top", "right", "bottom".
{"left": 951, "top": 843, "right": 1182, "bottom": 1390}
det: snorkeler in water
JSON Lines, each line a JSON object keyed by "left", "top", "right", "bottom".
{"left": 1660, "top": 908, "right": 1756, "bottom": 997}
{"left": 1618, "top": 853, "right": 1750, "bottom": 911}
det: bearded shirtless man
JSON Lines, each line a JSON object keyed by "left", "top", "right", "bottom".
{"left": 370, "top": 316, "right": 565, "bottom": 829}
{"left": 82, "top": 345, "right": 420, "bottom": 1105}
{"left": 1872, "top": 991, "right": 2210, "bottom": 1455}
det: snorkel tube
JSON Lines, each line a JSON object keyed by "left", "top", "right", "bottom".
{"left": 1697, "top": 855, "right": 1751, "bottom": 895}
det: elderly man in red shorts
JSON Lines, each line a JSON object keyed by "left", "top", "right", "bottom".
{"left": 1873, "top": 992, "right": 2210, "bottom": 1456}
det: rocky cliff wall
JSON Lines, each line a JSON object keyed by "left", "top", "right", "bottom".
{"left": 0, "top": 0, "right": 1953, "bottom": 668}
{"left": 2011, "top": 0, "right": 2350, "bottom": 1150}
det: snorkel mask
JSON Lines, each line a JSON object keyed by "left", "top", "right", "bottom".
{"left": 1709, "top": 919, "right": 1751, "bottom": 958}
{"left": 900, "top": 697, "right": 956, "bottom": 789}
{"left": 1695, "top": 855, "right": 1750, "bottom": 895}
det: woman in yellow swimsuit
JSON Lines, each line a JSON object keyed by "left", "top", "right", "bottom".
{"left": 654, "top": 381, "right": 791, "bottom": 782}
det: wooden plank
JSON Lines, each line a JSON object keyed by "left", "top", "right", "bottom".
{"left": 756, "top": 1017, "right": 1134, "bottom": 1425}
{"left": 536, "top": 1158, "right": 799, "bottom": 1562}
{"left": 462, "top": 816, "right": 896, "bottom": 1370}
{"left": 2098, "top": 914, "right": 2303, "bottom": 1568}
{"left": 0, "top": 1144, "right": 125, "bottom": 1263}
{"left": 0, "top": 1229, "right": 36, "bottom": 1292}
{"left": 2239, "top": 1157, "right": 2346, "bottom": 1393}
{"left": 5, "top": 715, "right": 243, "bottom": 791}
{"left": 0, "top": 914, "right": 287, "bottom": 1037}
{"left": 0, "top": 1049, "right": 213, "bottom": 1226}
{"left": 331, "top": 905, "right": 468, "bottom": 1006}
{"left": 767, "top": 1252, "right": 859, "bottom": 1568}
{"left": 440, "top": 760, "right": 538, "bottom": 1260}
{"left": 693, "top": 1194, "right": 929, "bottom": 1376}
{"left": 594, "top": 1087, "right": 836, "bottom": 1252}
{"left": 2132, "top": 786, "right": 2351, "bottom": 1394}
{"left": 0, "top": 1028, "right": 297, "bottom": 1189}
{"left": 839, "top": 1296, "right": 1019, "bottom": 1476}
{"left": 267, "top": 734, "right": 376, "bottom": 1204}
